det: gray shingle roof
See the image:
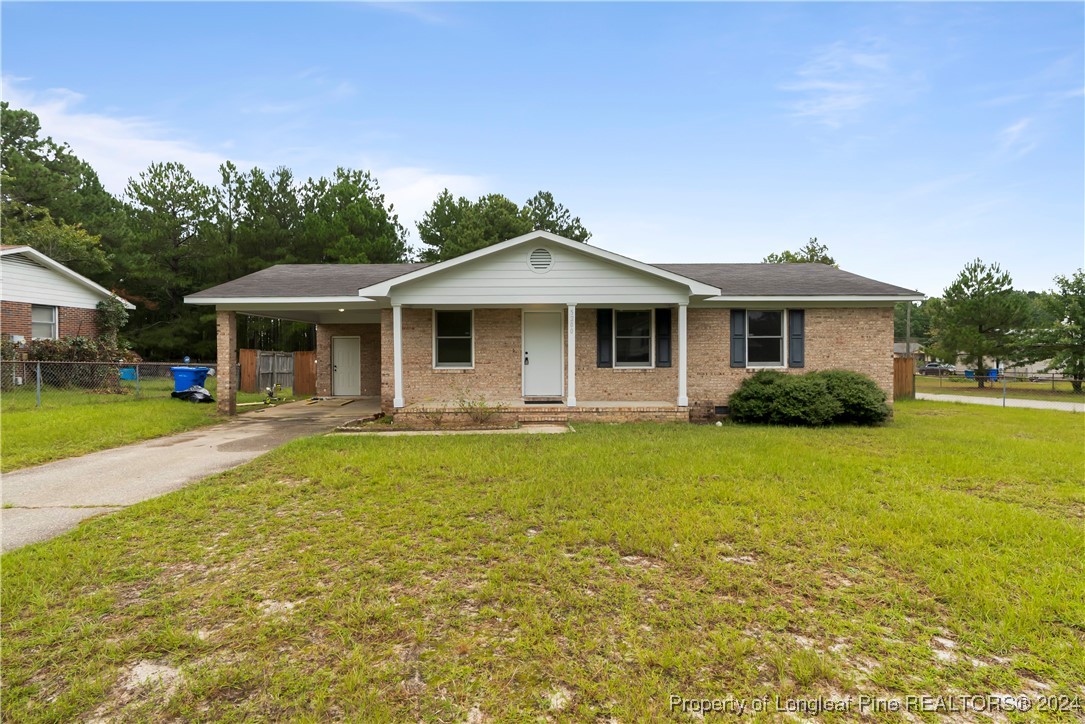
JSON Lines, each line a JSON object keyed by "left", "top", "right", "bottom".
{"left": 188, "top": 260, "right": 920, "bottom": 299}
{"left": 654, "top": 263, "right": 920, "bottom": 296}
{"left": 187, "top": 263, "right": 431, "bottom": 298}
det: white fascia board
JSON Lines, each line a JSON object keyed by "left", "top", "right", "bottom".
{"left": 700, "top": 294, "right": 926, "bottom": 304}
{"left": 356, "top": 231, "right": 721, "bottom": 297}
{"left": 184, "top": 296, "right": 378, "bottom": 306}
{"left": 1, "top": 246, "right": 136, "bottom": 309}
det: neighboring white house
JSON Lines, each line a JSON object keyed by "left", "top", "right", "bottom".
{"left": 0, "top": 245, "right": 134, "bottom": 342}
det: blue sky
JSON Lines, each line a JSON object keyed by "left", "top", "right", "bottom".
{"left": 3, "top": 2, "right": 1082, "bottom": 295}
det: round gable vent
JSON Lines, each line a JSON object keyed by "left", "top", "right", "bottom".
{"left": 528, "top": 247, "right": 553, "bottom": 273}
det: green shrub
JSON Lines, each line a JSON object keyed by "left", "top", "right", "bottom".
{"left": 768, "top": 374, "right": 843, "bottom": 426}
{"left": 816, "top": 370, "right": 892, "bottom": 425}
{"left": 727, "top": 369, "right": 784, "bottom": 422}
{"left": 729, "top": 369, "right": 891, "bottom": 426}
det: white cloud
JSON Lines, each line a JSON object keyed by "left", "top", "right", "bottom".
{"left": 781, "top": 40, "right": 905, "bottom": 128}
{"left": 373, "top": 165, "right": 489, "bottom": 236}
{"left": 2, "top": 76, "right": 240, "bottom": 194}
{"left": 2, "top": 77, "right": 491, "bottom": 242}
{"left": 998, "top": 117, "right": 1037, "bottom": 157}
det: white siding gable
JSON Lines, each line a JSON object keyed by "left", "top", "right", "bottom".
{"left": 390, "top": 243, "right": 691, "bottom": 306}
{"left": 0, "top": 254, "right": 108, "bottom": 309}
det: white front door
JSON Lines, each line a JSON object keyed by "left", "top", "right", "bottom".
{"left": 331, "top": 336, "right": 361, "bottom": 396}
{"left": 523, "top": 311, "right": 563, "bottom": 397}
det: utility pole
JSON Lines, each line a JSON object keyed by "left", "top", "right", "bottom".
{"left": 905, "top": 303, "right": 912, "bottom": 357}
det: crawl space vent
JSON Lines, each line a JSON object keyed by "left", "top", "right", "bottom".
{"left": 528, "top": 247, "right": 553, "bottom": 273}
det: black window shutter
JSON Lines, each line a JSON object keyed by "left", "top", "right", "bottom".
{"left": 655, "top": 308, "right": 672, "bottom": 367}
{"left": 730, "top": 309, "right": 746, "bottom": 368}
{"left": 788, "top": 309, "right": 805, "bottom": 368}
{"left": 597, "top": 308, "right": 613, "bottom": 368}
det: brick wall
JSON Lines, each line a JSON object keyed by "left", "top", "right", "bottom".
{"left": 1, "top": 301, "right": 31, "bottom": 339}
{"left": 58, "top": 307, "right": 99, "bottom": 338}
{"left": 379, "top": 305, "right": 894, "bottom": 416}
{"left": 315, "top": 323, "right": 381, "bottom": 396}
{"left": 384, "top": 308, "right": 523, "bottom": 409}
{"left": 573, "top": 308, "right": 679, "bottom": 402}
{"left": 686, "top": 307, "right": 894, "bottom": 421}
{"left": 1, "top": 301, "right": 100, "bottom": 340}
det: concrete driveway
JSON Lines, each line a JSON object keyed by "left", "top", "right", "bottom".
{"left": 1, "top": 397, "right": 378, "bottom": 553}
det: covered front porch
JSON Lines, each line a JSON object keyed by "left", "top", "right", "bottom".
{"left": 208, "top": 301, "right": 692, "bottom": 420}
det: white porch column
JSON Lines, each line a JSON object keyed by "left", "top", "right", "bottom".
{"left": 677, "top": 303, "right": 688, "bottom": 407}
{"left": 567, "top": 304, "right": 577, "bottom": 407}
{"left": 392, "top": 304, "right": 404, "bottom": 408}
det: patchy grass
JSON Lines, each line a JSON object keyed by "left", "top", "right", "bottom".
{"left": 1, "top": 398, "right": 219, "bottom": 472}
{"left": 1, "top": 379, "right": 300, "bottom": 472}
{"left": 915, "top": 374, "right": 1085, "bottom": 403}
{"left": 2, "top": 402, "right": 1083, "bottom": 721}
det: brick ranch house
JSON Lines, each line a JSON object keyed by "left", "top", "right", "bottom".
{"left": 0, "top": 245, "right": 134, "bottom": 343}
{"left": 185, "top": 231, "right": 923, "bottom": 421}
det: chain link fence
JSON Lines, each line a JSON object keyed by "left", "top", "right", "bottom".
{"left": 0, "top": 361, "right": 223, "bottom": 410}
{"left": 914, "top": 370, "right": 1084, "bottom": 411}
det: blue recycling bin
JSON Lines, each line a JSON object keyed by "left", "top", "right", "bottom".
{"left": 171, "top": 366, "right": 210, "bottom": 392}
{"left": 119, "top": 366, "right": 137, "bottom": 381}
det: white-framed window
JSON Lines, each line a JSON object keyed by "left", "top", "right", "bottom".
{"left": 746, "top": 310, "right": 785, "bottom": 367}
{"left": 614, "top": 309, "right": 654, "bottom": 368}
{"left": 434, "top": 310, "right": 473, "bottom": 368}
{"left": 31, "top": 305, "right": 57, "bottom": 340}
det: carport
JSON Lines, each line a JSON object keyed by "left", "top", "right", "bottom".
{"left": 185, "top": 263, "right": 427, "bottom": 415}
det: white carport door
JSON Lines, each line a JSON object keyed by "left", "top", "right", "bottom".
{"left": 332, "top": 336, "right": 361, "bottom": 396}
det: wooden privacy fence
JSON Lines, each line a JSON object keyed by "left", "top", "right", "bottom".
{"left": 239, "top": 349, "right": 315, "bottom": 395}
{"left": 292, "top": 351, "right": 316, "bottom": 396}
{"left": 893, "top": 356, "right": 915, "bottom": 400}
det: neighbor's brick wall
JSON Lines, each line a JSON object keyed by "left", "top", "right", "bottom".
{"left": 1, "top": 301, "right": 31, "bottom": 339}
{"left": 384, "top": 308, "right": 523, "bottom": 410}
{"left": 58, "top": 307, "right": 99, "bottom": 338}
{"left": 316, "top": 323, "right": 381, "bottom": 396}
{"left": 1, "top": 301, "right": 100, "bottom": 340}
{"left": 573, "top": 309, "right": 679, "bottom": 402}
{"left": 686, "top": 307, "right": 894, "bottom": 421}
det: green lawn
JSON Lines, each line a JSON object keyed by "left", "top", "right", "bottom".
{"left": 2, "top": 402, "right": 1083, "bottom": 721}
{"left": 1, "top": 380, "right": 298, "bottom": 472}
{"left": 915, "top": 374, "right": 1085, "bottom": 403}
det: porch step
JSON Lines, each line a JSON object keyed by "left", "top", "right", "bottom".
{"left": 518, "top": 414, "right": 569, "bottom": 424}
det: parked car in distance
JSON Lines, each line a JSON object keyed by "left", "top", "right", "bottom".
{"left": 920, "top": 362, "right": 956, "bottom": 375}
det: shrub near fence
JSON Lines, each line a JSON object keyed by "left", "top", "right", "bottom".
{"left": 0, "top": 361, "right": 221, "bottom": 410}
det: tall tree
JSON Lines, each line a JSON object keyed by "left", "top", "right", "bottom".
{"left": 0, "top": 103, "right": 120, "bottom": 275}
{"left": 1017, "top": 270, "right": 1085, "bottom": 392}
{"left": 522, "top": 190, "right": 591, "bottom": 241}
{"left": 297, "top": 168, "right": 410, "bottom": 264}
{"left": 927, "top": 259, "right": 1031, "bottom": 387}
{"left": 763, "top": 237, "right": 837, "bottom": 266}
{"left": 417, "top": 189, "right": 591, "bottom": 262}
{"left": 120, "top": 162, "right": 221, "bottom": 359}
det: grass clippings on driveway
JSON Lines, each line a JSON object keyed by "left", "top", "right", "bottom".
{"left": 2, "top": 401, "right": 1083, "bottom": 721}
